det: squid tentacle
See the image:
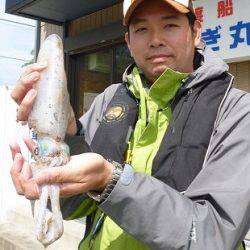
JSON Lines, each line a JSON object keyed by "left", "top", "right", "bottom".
{"left": 36, "top": 184, "right": 63, "bottom": 247}
{"left": 32, "top": 139, "right": 69, "bottom": 247}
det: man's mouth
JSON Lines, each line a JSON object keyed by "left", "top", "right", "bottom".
{"left": 147, "top": 54, "right": 173, "bottom": 63}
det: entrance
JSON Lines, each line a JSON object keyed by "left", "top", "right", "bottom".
{"left": 69, "top": 43, "right": 133, "bottom": 118}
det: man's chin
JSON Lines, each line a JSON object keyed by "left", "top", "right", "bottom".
{"left": 141, "top": 64, "right": 174, "bottom": 83}
{"left": 152, "top": 65, "right": 170, "bottom": 77}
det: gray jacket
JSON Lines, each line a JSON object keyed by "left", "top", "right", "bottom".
{"left": 74, "top": 47, "right": 250, "bottom": 250}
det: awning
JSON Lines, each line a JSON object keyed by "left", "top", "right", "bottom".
{"left": 5, "top": 0, "right": 122, "bottom": 24}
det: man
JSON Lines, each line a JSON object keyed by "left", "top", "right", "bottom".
{"left": 10, "top": 0, "right": 250, "bottom": 249}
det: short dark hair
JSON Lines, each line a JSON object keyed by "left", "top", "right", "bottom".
{"left": 127, "top": 12, "right": 197, "bottom": 39}
{"left": 186, "top": 12, "right": 196, "bottom": 32}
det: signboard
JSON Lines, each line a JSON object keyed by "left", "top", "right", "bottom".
{"left": 193, "top": 0, "right": 250, "bottom": 62}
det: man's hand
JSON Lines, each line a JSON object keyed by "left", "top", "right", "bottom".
{"left": 35, "top": 153, "right": 115, "bottom": 197}
{"left": 10, "top": 138, "right": 114, "bottom": 199}
{"left": 11, "top": 62, "right": 47, "bottom": 123}
{"left": 11, "top": 62, "right": 77, "bottom": 135}
{"left": 9, "top": 140, "right": 40, "bottom": 200}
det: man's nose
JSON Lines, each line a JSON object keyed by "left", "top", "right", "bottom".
{"left": 149, "top": 31, "right": 165, "bottom": 48}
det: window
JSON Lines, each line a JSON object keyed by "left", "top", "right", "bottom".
{"left": 75, "top": 43, "right": 133, "bottom": 117}
{"left": 114, "top": 44, "right": 132, "bottom": 83}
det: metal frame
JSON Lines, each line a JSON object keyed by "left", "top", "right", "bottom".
{"left": 66, "top": 54, "right": 79, "bottom": 117}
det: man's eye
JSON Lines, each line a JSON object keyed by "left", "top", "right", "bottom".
{"left": 135, "top": 27, "right": 147, "bottom": 33}
{"left": 165, "top": 24, "right": 178, "bottom": 29}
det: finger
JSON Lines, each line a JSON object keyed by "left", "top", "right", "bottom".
{"left": 34, "top": 166, "right": 70, "bottom": 185}
{"left": 11, "top": 61, "right": 47, "bottom": 105}
{"left": 17, "top": 89, "right": 37, "bottom": 122}
{"left": 20, "top": 179, "right": 40, "bottom": 200}
{"left": 34, "top": 155, "right": 88, "bottom": 185}
{"left": 23, "top": 136, "right": 38, "bottom": 155}
{"left": 23, "top": 62, "right": 48, "bottom": 77}
{"left": 59, "top": 183, "right": 88, "bottom": 197}
{"left": 9, "top": 142, "right": 21, "bottom": 160}
{"left": 11, "top": 72, "right": 40, "bottom": 105}
{"left": 34, "top": 154, "right": 102, "bottom": 185}
{"left": 10, "top": 153, "right": 25, "bottom": 195}
{"left": 20, "top": 162, "right": 39, "bottom": 200}
{"left": 11, "top": 153, "right": 24, "bottom": 174}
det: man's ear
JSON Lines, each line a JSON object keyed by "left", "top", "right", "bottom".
{"left": 125, "top": 32, "right": 133, "bottom": 58}
{"left": 193, "top": 20, "right": 202, "bottom": 47}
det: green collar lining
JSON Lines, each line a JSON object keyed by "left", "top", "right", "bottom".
{"left": 127, "top": 66, "right": 188, "bottom": 109}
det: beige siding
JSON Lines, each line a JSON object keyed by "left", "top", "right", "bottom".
{"left": 68, "top": 3, "right": 122, "bottom": 37}
{"left": 229, "top": 61, "right": 250, "bottom": 92}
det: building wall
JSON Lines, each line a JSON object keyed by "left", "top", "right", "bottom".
{"left": 66, "top": 4, "right": 250, "bottom": 93}
{"left": 40, "top": 19, "right": 250, "bottom": 94}
{"left": 68, "top": 3, "right": 122, "bottom": 37}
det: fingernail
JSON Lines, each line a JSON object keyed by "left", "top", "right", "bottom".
{"left": 37, "top": 61, "right": 47, "bottom": 67}
{"left": 27, "top": 89, "right": 37, "bottom": 99}
{"left": 15, "top": 153, "right": 22, "bottom": 161}
{"left": 27, "top": 72, "right": 39, "bottom": 81}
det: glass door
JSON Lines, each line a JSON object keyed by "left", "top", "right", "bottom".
{"left": 77, "top": 48, "right": 112, "bottom": 116}
{"left": 74, "top": 43, "right": 133, "bottom": 118}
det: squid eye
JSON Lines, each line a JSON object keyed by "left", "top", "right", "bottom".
{"left": 33, "top": 146, "right": 39, "bottom": 156}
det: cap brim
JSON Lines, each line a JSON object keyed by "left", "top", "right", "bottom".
{"left": 124, "top": 0, "right": 192, "bottom": 26}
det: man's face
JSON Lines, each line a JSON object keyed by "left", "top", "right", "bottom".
{"left": 125, "top": 0, "right": 201, "bottom": 83}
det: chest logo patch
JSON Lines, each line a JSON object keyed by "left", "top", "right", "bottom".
{"left": 104, "top": 104, "right": 126, "bottom": 123}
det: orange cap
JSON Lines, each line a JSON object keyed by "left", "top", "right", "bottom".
{"left": 123, "top": 0, "right": 195, "bottom": 26}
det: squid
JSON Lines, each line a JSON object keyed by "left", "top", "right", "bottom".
{"left": 28, "top": 34, "right": 71, "bottom": 247}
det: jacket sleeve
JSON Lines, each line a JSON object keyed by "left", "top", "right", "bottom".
{"left": 99, "top": 89, "right": 250, "bottom": 250}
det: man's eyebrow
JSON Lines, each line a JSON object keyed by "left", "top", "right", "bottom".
{"left": 131, "top": 15, "right": 179, "bottom": 25}
{"left": 130, "top": 18, "right": 147, "bottom": 25}
{"left": 161, "top": 15, "right": 179, "bottom": 20}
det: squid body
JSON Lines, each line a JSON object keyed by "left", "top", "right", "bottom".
{"left": 28, "top": 34, "right": 71, "bottom": 247}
